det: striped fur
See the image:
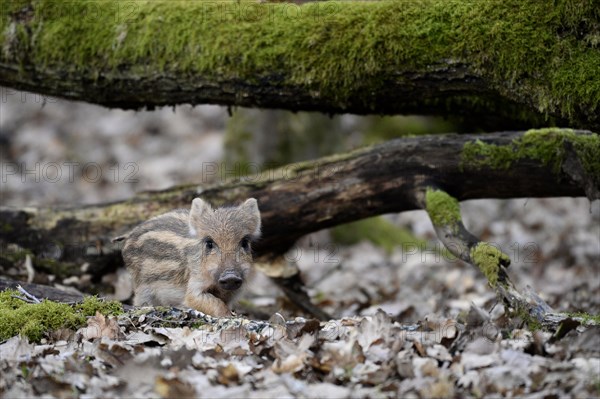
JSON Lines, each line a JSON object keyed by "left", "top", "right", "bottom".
{"left": 122, "top": 198, "right": 261, "bottom": 317}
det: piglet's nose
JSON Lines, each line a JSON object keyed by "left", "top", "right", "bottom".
{"left": 219, "top": 275, "right": 243, "bottom": 291}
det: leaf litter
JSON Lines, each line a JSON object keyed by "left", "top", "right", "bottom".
{"left": 0, "top": 300, "right": 598, "bottom": 398}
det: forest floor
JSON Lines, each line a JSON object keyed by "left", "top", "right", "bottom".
{"left": 1, "top": 91, "right": 599, "bottom": 397}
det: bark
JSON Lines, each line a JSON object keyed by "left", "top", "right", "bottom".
{"left": 0, "top": 61, "right": 551, "bottom": 131}
{"left": 1, "top": 0, "right": 598, "bottom": 130}
{"left": 0, "top": 130, "right": 596, "bottom": 276}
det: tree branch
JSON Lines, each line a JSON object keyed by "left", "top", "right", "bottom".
{"left": 419, "top": 186, "right": 555, "bottom": 327}
{"left": 1, "top": 1, "right": 598, "bottom": 129}
{"left": 0, "top": 129, "right": 596, "bottom": 276}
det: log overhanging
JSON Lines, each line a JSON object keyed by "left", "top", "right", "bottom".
{"left": 1, "top": 0, "right": 599, "bottom": 130}
{"left": 0, "top": 129, "right": 597, "bottom": 278}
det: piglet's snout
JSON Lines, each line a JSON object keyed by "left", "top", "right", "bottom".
{"left": 218, "top": 271, "right": 243, "bottom": 291}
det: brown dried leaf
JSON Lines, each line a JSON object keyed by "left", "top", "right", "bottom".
{"left": 216, "top": 363, "right": 240, "bottom": 386}
{"left": 286, "top": 318, "right": 320, "bottom": 339}
{"left": 155, "top": 375, "right": 196, "bottom": 399}
{"left": 96, "top": 340, "right": 133, "bottom": 367}
{"left": 219, "top": 327, "right": 251, "bottom": 355}
{"left": 78, "top": 312, "right": 123, "bottom": 341}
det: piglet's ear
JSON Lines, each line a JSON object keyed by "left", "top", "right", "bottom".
{"left": 189, "top": 198, "right": 212, "bottom": 236}
{"left": 240, "top": 198, "right": 261, "bottom": 237}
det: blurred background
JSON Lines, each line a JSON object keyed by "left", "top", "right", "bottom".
{"left": 1, "top": 87, "right": 598, "bottom": 320}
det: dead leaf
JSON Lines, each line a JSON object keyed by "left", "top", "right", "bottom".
{"left": 286, "top": 317, "right": 320, "bottom": 339}
{"left": 357, "top": 310, "right": 392, "bottom": 350}
{"left": 216, "top": 363, "right": 240, "bottom": 386}
{"left": 155, "top": 375, "right": 196, "bottom": 399}
{"left": 0, "top": 336, "right": 35, "bottom": 362}
{"left": 78, "top": 312, "right": 124, "bottom": 341}
{"left": 95, "top": 340, "right": 133, "bottom": 367}
{"left": 272, "top": 334, "right": 314, "bottom": 374}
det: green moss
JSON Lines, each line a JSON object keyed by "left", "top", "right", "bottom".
{"left": 461, "top": 128, "right": 600, "bottom": 182}
{"left": 75, "top": 295, "right": 124, "bottom": 316}
{"left": 566, "top": 312, "right": 600, "bottom": 325}
{"left": 0, "top": 245, "right": 31, "bottom": 264}
{"left": 0, "top": 290, "right": 123, "bottom": 342}
{"left": 1, "top": 1, "right": 598, "bottom": 123}
{"left": 515, "top": 307, "right": 543, "bottom": 332}
{"left": 425, "top": 188, "right": 461, "bottom": 227}
{"left": 313, "top": 291, "right": 327, "bottom": 303}
{"left": 331, "top": 216, "right": 427, "bottom": 254}
{"left": 469, "top": 242, "right": 510, "bottom": 288}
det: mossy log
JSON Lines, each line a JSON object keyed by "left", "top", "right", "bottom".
{"left": 1, "top": 129, "right": 597, "bottom": 276}
{"left": 1, "top": 0, "right": 599, "bottom": 130}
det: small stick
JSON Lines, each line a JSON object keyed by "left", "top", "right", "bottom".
{"left": 11, "top": 295, "right": 36, "bottom": 303}
{"left": 16, "top": 284, "right": 42, "bottom": 304}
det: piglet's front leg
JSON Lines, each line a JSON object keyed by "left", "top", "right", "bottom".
{"left": 184, "top": 291, "right": 231, "bottom": 317}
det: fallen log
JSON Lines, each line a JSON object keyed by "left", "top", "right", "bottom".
{"left": 1, "top": 128, "right": 596, "bottom": 263}
{"left": 1, "top": 129, "right": 597, "bottom": 319}
{"left": 1, "top": 1, "right": 599, "bottom": 130}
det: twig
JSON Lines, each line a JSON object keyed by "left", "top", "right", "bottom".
{"left": 11, "top": 295, "right": 38, "bottom": 303}
{"left": 16, "top": 284, "right": 42, "bottom": 304}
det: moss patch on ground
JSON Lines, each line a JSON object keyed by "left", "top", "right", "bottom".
{"left": 425, "top": 188, "right": 461, "bottom": 227}
{"left": 461, "top": 128, "right": 600, "bottom": 181}
{"left": 0, "top": 290, "right": 123, "bottom": 342}
{"left": 469, "top": 242, "right": 511, "bottom": 288}
{"left": 331, "top": 216, "right": 427, "bottom": 254}
{"left": 1, "top": 0, "right": 598, "bottom": 123}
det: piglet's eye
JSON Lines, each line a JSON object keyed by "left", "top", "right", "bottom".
{"left": 204, "top": 237, "right": 215, "bottom": 251}
{"left": 240, "top": 237, "right": 250, "bottom": 251}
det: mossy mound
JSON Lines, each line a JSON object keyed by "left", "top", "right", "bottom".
{"left": 0, "top": 290, "right": 123, "bottom": 342}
